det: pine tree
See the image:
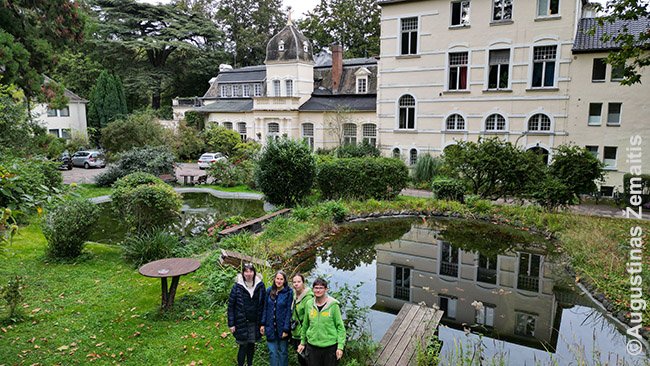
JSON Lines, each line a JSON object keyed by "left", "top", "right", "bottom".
{"left": 88, "top": 71, "right": 128, "bottom": 129}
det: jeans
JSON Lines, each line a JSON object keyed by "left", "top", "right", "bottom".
{"left": 267, "top": 339, "right": 289, "bottom": 366}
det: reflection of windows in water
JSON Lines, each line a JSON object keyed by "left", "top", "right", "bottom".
{"left": 439, "top": 296, "right": 457, "bottom": 319}
{"left": 517, "top": 252, "right": 541, "bottom": 291}
{"left": 394, "top": 266, "right": 411, "bottom": 301}
{"left": 477, "top": 254, "right": 497, "bottom": 284}
{"left": 515, "top": 312, "right": 537, "bottom": 337}
{"left": 475, "top": 304, "right": 495, "bottom": 327}
{"left": 440, "top": 242, "right": 459, "bottom": 277}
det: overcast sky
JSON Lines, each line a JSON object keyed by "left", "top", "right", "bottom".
{"left": 139, "top": 0, "right": 320, "bottom": 18}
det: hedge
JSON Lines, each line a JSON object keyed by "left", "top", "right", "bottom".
{"left": 317, "top": 157, "right": 408, "bottom": 200}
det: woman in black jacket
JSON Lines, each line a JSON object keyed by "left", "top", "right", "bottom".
{"left": 228, "top": 263, "right": 266, "bottom": 366}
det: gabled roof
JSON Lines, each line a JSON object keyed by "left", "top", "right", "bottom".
{"left": 192, "top": 99, "right": 253, "bottom": 113}
{"left": 299, "top": 94, "right": 376, "bottom": 112}
{"left": 573, "top": 17, "right": 650, "bottom": 53}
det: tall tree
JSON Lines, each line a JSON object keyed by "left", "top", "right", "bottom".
{"left": 0, "top": 0, "right": 84, "bottom": 103}
{"left": 592, "top": 1, "right": 649, "bottom": 85}
{"left": 90, "top": 0, "right": 226, "bottom": 109}
{"left": 50, "top": 51, "right": 104, "bottom": 99}
{"left": 297, "top": 0, "right": 380, "bottom": 58}
{"left": 88, "top": 70, "right": 128, "bottom": 129}
{"left": 215, "top": 0, "right": 285, "bottom": 67}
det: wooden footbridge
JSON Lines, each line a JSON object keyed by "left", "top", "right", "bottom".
{"left": 374, "top": 303, "right": 444, "bottom": 366}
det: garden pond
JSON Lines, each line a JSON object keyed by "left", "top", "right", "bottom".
{"left": 88, "top": 192, "right": 266, "bottom": 243}
{"left": 290, "top": 217, "right": 648, "bottom": 365}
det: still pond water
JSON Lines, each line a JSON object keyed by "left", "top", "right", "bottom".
{"left": 293, "top": 217, "right": 647, "bottom": 365}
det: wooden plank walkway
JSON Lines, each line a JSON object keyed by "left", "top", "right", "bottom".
{"left": 374, "top": 303, "right": 444, "bottom": 366}
{"left": 218, "top": 208, "right": 291, "bottom": 236}
{"left": 219, "top": 249, "right": 270, "bottom": 269}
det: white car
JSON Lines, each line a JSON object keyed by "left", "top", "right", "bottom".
{"left": 197, "top": 153, "right": 227, "bottom": 169}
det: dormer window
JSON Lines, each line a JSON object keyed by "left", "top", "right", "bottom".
{"left": 303, "top": 41, "right": 309, "bottom": 53}
{"left": 356, "top": 77, "right": 368, "bottom": 94}
{"left": 279, "top": 40, "right": 285, "bottom": 52}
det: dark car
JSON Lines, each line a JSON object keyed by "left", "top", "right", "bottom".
{"left": 59, "top": 152, "right": 73, "bottom": 170}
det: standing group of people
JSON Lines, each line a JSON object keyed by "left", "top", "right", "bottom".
{"left": 227, "top": 263, "right": 347, "bottom": 366}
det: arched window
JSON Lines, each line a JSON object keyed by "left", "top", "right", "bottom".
{"left": 409, "top": 149, "right": 418, "bottom": 165}
{"left": 392, "top": 148, "right": 401, "bottom": 159}
{"left": 485, "top": 114, "right": 506, "bottom": 131}
{"left": 528, "top": 146, "right": 550, "bottom": 165}
{"left": 343, "top": 123, "right": 357, "bottom": 145}
{"left": 237, "top": 122, "right": 247, "bottom": 141}
{"left": 398, "top": 95, "right": 416, "bottom": 129}
{"left": 362, "top": 123, "right": 377, "bottom": 147}
{"left": 527, "top": 113, "right": 551, "bottom": 131}
{"left": 268, "top": 122, "right": 280, "bottom": 141}
{"left": 302, "top": 123, "right": 314, "bottom": 151}
{"left": 446, "top": 114, "right": 465, "bottom": 130}
{"left": 223, "top": 122, "right": 233, "bottom": 130}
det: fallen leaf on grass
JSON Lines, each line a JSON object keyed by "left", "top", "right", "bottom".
{"left": 220, "top": 332, "right": 228, "bottom": 339}
{"left": 132, "top": 331, "right": 141, "bottom": 338}
{"left": 95, "top": 342, "right": 105, "bottom": 347}
{"left": 31, "top": 308, "right": 41, "bottom": 314}
{"left": 57, "top": 345, "right": 69, "bottom": 351}
{"left": 27, "top": 337, "right": 35, "bottom": 343}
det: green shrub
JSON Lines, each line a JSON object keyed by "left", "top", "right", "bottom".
{"left": 100, "top": 110, "right": 173, "bottom": 155}
{"left": 317, "top": 157, "right": 409, "bottom": 200}
{"left": 202, "top": 125, "right": 241, "bottom": 157}
{"left": 291, "top": 206, "right": 311, "bottom": 221}
{"left": 113, "top": 172, "right": 164, "bottom": 190}
{"left": 231, "top": 141, "right": 262, "bottom": 162}
{"left": 313, "top": 200, "right": 348, "bottom": 222}
{"left": 95, "top": 146, "right": 176, "bottom": 187}
{"left": 173, "top": 235, "right": 215, "bottom": 257}
{"left": 94, "top": 167, "right": 127, "bottom": 187}
{"left": 549, "top": 144, "right": 605, "bottom": 199}
{"left": 121, "top": 231, "right": 180, "bottom": 266}
{"left": 174, "top": 121, "right": 205, "bottom": 161}
{"left": 530, "top": 175, "right": 575, "bottom": 211}
{"left": 42, "top": 198, "right": 99, "bottom": 259}
{"left": 431, "top": 177, "right": 466, "bottom": 202}
{"left": 184, "top": 111, "right": 205, "bottom": 131}
{"left": 0, "top": 157, "right": 63, "bottom": 215}
{"left": 255, "top": 138, "right": 316, "bottom": 206}
{"left": 334, "top": 141, "right": 380, "bottom": 158}
{"left": 203, "top": 258, "right": 238, "bottom": 305}
{"left": 412, "top": 154, "right": 443, "bottom": 184}
{"left": 465, "top": 195, "right": 493, "bottom": 214}
{"left": 208, "top": 160, "right": 255, "bottom": 188}
{"left": 623, "top": 173, "right": 650, "bottom": 207}
{"left": 1, "top": 275, "right": 24, "bottom": 320}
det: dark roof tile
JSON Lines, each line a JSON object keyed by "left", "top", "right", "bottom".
{"left": 299, "top": 95, "right": 376, "bottom": 112}
{"left": 573, "top": 17, "right": 650, "bottom": 53}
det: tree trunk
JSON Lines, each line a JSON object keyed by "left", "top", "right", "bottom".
{"left": 152, "top": 78, "right": 161, "bottom": 110}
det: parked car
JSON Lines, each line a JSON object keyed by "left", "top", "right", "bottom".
{"left": 71, "top": 150, "right": 106, "bottom": 169}
{"left": 58, "top": 152, "right": 73, "bottom": 170}
{"left": 197, "top": 153, "right": 227, "bottom": 169}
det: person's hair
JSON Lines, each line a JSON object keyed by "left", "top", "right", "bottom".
{"left": 292, "top": 273, "right": 306, "bottom": 284}
{"left": 312, "top": 277, "right": 328, "bottom": 289}
{"left": 241, "top": 262, "right": 256, "bottom": 281}
{"left": 270, "top": 270, "right": 288, "bottom": 299}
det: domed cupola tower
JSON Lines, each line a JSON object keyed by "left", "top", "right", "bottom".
{"left": 262, "top": 10, "right": 314, "bottom": 107}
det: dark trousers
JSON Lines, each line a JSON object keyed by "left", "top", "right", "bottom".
{"left": 237, "top": 343, "right": 255, "bottom": 366}
{"left": 306, "top": 344, "right": 338, "bottom": 366}
{"left": 290, "top": 338, "right": 308, "bottom": 366}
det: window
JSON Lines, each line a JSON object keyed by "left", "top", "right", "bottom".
{"left": 611, "top": 64, "right": 625, "bottom": 81}
{"left": 302, "top": 123, "right": 314, "bottom": 151}
{"left": 273, "top": 80, "right": 281, "bottom": 96}
{"left": 600, "top": 186, "right": 614, "bottom": 197}
{"left": 285, "top": 80, "right": 293, "bottom": 96}
{"left": 592, "top": 58, "right": 607, "bottom": 82}
{"left": 268, "top": 122, "right": 280, "bottom": 141}
{"left": 237, "top": 122, "right": 247, "bottom": 141}
{"left": 394, "top": 266, "right": 411, "bottom": 301}
{"left": 243, "top": 85, "right": 250, "bottom": 97}
{"left": 61, "top": 129, "right": 71, "bottom": 139}
{"left": 303, "top": 41, "right": 309, "bottom": 53}
{"left": 451, "top": 1, "right": 470, "bottom": 26}
{"left": 488, "top": 49, "right": 510, "bottom": 89}
{"left": 607, "top": 103, "right": 621, "bottom": 125}
{"left": 400, "top": 17, "right": 418, "bottom": 55}
{"left": 440, "top": 242, "right": 459, "bottom": 277}
{"left": 604, "top": 146, "right": 617, "bottom": 168}
{"left": 221, "top": 84, "right": 231, "bottom": 98}
{"left": 392, "top": 148, "right": 401, "bottom": 159}
{"left": 532, "top": 45, "right": 557, "bottom": 88}
{"left": 586, "top": 146, "right": 598, "bottom": 159}
{"left": 254, "top": 83, "right": 262, "bottom": 97}
{"left": 223, "top": 122, "right": 233, "bottom": 130}
{"left": 528, "top": 113, "right": 551, "bottom": 131}
{"left": 409, "top": 149, "right": 418, "bottom": 165}
{"left": 448, "top": 52, "right": 468, "bottom": 90}
{"left": 485, "top": 113, "right": 506, "bottom": 131}
{"left": 59, "top": 107, "right": 70, "bottom": 117}
{"left": 343, "top": 123, "right": 357, "bottom": 145}
{"left": 278, "top": 40, "right": 285, "bottom": 51}
{"left": 398, "top": 95, "right": 416, "bottom": 129}
{"left": 48, "top": 129, "right": 60, "bottom": 137}
{"left": 492, "top": 0, "right": 513, "bottom": 22}
{"left": 517, "top": 252, "right": 541, "bottom": 292}
{"left": 515, "top": 312, "right": 537, "bottom": 337}
{"left": 439, "top": 296, "right": 457, "bottom": 319}
{"left": 232, "top": 85, "right": 241, "bottom": 97}
{"left": 588, "top": 103, "right": 602, "bottom": 125}
{"left": 47, "top": 108, "right": 57, "bottom": 117}
{"left": 356, "top": 77, "right": 368, "bottom": 94}
{"left": 537, "top": 0, "right": 559, "bottom": 16}
{"left": 362, "top": 124, "right": 377, "bottom": 146}
{"left": 446, "top": 114, "right": 465, "bottom": 130}
{"left": 477, "top": 254, "right": 497, "bottom": 284}
{"left": 475, "top": 303, "right": 496, "bottom": 327}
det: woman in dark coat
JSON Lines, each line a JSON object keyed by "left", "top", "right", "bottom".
{"left": 260, "top": 270, "right": 293, "bottom": 366}
{"left": 228, "top": 263, "right": 266, "bottom": 366}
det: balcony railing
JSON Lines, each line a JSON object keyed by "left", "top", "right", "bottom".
{"left": 477, "top": 267, "right": 497, "bottom": 284}
{"left": 394, "top": 286, "right": 410, "bottom": 301}
{"left": 440, "top": 262, "right": 458, "bottom": 277}
{"left": 517, "top": 274, "right": 540, "bottom": 292}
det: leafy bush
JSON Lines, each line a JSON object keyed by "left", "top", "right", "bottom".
{"left": 255, "top": 138, "right": 316, "bottom": 206}
{"left": 65, "top": 131, "right": 90, "bottom": 153}
{"left": 431, "top": 177, "right": 466, "bottom": 202}
{"left": 172, "top": 235, "right": 215, "bottom": 257}
{"left": 549, "top": 144, "right": 605, "bottom": 199}
{"left": 291, "top": 206, "right": 311, "bottom": 221}
{"left": 121, "top": 231, "right": 180, "bottom": 266}
{"left": 334, "top": 141, "right": 380, "bottom": 158}
{"left": 184, "top": 111, "right": 205, "bottom": 130}
{"left": 464, "top": 195, "right": 493, "bottom": 214}
{"left": 208, "top": 160, "right": 256, "bottom": 188}
{"left": 100, "top": 110, "right": 173, "bottom": 155}
{"left": 204, "top": 259, "right": 238, "bottom": 305}
{"left": 1, "top": 275, "right": 24, "bottom": 320}
{"left": 317, "top": 157, "right": 408, "bottom": 200}
{"left": 94, "top": 146, "right": 176, "bottom": 187}
{"left": 0, "top": 157, "right": 63, "bottom": 216}
{"left": 174, "top": 121, "right": 205, "bottom": 161}
{"left": 530, "top": 175, "right": 575, "bottom": 211}
{"left": 623, "top": 173, "right": 650, "bottom": 207}
{"left": 111, "top": 173, "right": 182, "bottom": 233}
{"left": 412, "top": 154, "right": 443, "bottom": 184}
{"left": 231, "top": 141, "right": 262, "bottom": 162}
{"left": 313, "top": 200, "right": 348, "bottom": 222}
{"left": 42, "top": 198, "right": 99, "bottom": 259}
{"left": 202, "top": 125, "right": 241, "bottom": 157}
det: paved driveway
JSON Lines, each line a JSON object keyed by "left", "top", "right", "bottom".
{"left": 61, "top": 165, "right": 108, "bottom": 184}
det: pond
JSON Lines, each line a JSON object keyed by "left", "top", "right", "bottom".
{"left": 88, "top": 192, "right": 266, "bottom": 243}
{"left": 293, "top": 217, "right": 647, "bottom": 365}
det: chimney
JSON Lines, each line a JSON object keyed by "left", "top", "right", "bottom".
{"left": 331, "top": 44, "right": 343, "bottom": 94}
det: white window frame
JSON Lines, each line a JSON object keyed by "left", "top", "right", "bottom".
{"left": 362, "top": 123, "right": 377, "bottom": 146}
{"left": 392, "top": 147, "right": 401, "bottom": 159}
{"left": 237, "top": 122, "right": 247, "bottom": 141}
{"left": 475, "top": 303, "right": 496, "bottom": 327}
{"left": 267, "top": 122, "right": 280, "bottom": 141}
{"left": 536, "top": 0, "right": 559, "bottom": 17}
{"left": 447, "top": 51, "right": 469, "bottom": 91}
{"left": 254, "top": 83, "right": 262, "bottom": 97}
{"left": 400, "top": 17, "right": 419, "bottom": 55}
{"left": 356, "top": 76, "right": 368, "bottom": 94}
{"left": 47, "top": 108, "right": 57, "bottom": 117}
{"left": 223, "top": 121, "right": 233, "bottom": 130}
{"left": 588, "top": 103, "right": 602, "bottom": 126}
{"left": 243, "top": 85, "right": 251, "bottom": 97}
{"left": 492, "top": 0, "right": 513, "bottom": 22}
{"left": 486, "top": 48, "right": 511, "bottom": 90}
{"left": 607, "top": 102, "right": 622, "bottom": 125}
{"left": 285, "top": 79, "right": 294, "bottom": 97}
{"left": 445, "top": 113, "right": 466, "bottom": 131}
{"left": 393, "top": 266, "right": 411, "bottom": 301}
{"left": 585, "top": 145, "right": 599, "bottom": 159}
{"left": 603, "top": 146, "right": 617, "bottom": 169}
{"left": 272, "top": 80, "right": 281, "bottom": 97}
{"left": 450, "top": 1, "right": 471, "bottom": 27}
{"left": 221, "top": 84, "right": 232, "bottom": 98}
{"left": 440, "top": 296, "right": 457, "bottom": 319}
{"left": 409, "top": 148, "right": 418, "bottom": 165}
{"left": 484, "top": 113, "right": 507, "bottom": 132}
{"left": 397, "top": 94, "right": 416, "bottom": 130}
{"left": 302, "top": 123, "right": 314, "bottom": 151}
{"left": 531, "top": 44, "right": 558, "bottom": 88}
{"left": 343, "top": 123, "right": 357, "bottom": 145}
{"left": 592, "top": 58, "right": 607, "bottom": 82}
{"left": 527, "top": 113, "right": 552, "bottom": 132}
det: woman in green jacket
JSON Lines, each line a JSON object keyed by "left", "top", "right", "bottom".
{"left": 297, "top": 277, "right": 346, "bottom": 366}
{"left": 290, "top": 273, "right": 314, "bottom": 366}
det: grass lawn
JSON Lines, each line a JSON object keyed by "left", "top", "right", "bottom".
{"left": 0, "top": 225, "right": 239, "bottom": 365}
{"left": 201, "top": 184, "right": 261, "bottom": 194}
{"left": 73, "top": 184, "right": 113, "bottom": 199}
